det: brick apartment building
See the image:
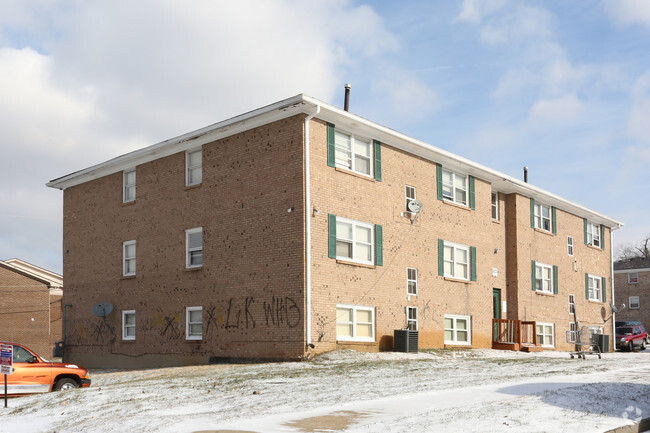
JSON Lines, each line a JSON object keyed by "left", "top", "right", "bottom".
{"left": 0, "top": 259, "right": 63, "bottom": 357}
{"left": 47, "top": 94, "right": 623, "bottom": 368}
{"left": 613, "top": 257, "right": 650, "bottom": 326}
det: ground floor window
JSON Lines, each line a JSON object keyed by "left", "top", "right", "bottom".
{"left": 536, "top": 322, "right": 554, "bottom": 347}
{"left": 186, "top": 306, "right": 203, "bottom": 340}
{"left": 336, "top": 305, "right": 375, "bottom": 342}
{"left": 122, "top": 310, "right": 136, "bottom": 340}
{"left": 444, "top": 314, "right": 471, "bottom": 345}
{"left": 568, "top": 322, "right": 577, "bottom": 343}
{"left": 406, "top": 307, "right": 418, "bottom": 330}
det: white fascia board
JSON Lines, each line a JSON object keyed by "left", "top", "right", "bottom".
{"left": 614, "top": 268, "right": 650, "bottom": 274}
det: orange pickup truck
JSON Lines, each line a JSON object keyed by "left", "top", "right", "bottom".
{"left": 1, "top": 342, "right": 91, "bottom": 395}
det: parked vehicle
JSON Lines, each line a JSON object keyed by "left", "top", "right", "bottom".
{"left": 1, "top": 342, "right": 91, "bottom": 395}
{"left": 615, "top": 321, "right": 648, "bottom": 344}
{"left": 615, "top": 326, "right": 648, "bottom": 351}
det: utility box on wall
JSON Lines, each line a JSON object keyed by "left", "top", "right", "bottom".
{"left": 394, "top": 329, "right": 419, "bottom": 353}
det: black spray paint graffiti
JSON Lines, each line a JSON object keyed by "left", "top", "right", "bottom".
{"left": 221, "top": 296, "right": 300, "bottom": 330}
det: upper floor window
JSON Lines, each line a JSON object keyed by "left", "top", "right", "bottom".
{"left": 328, "top": 215, "right": 382, "bottom": 266}
{"left": 123, "top": 240, "right": 136, "bottom": 276}
{"left": 122, "top": 310, "right": 136, "bottom": 340}
{"left": 186, "top": 228, "right": 203, "bottom": 268}
{"left": 568, "top": 294, "right": 575, "bottom": 315}
{"left": 123, "top": 169, "right": 136, "bottom": 203}
{"left": 629, "top": 296, "right": 640, "bottom": 309}
{"left": 491, "top": 192, "right": 499, "bottom": 220}
{"left": 442, "top": 169, "right": 467, "bottom": 206}
{"left": 567, "top": 236, "right": 574, "bottom": 256}
{"left": 586, "top": 274, "right": 604, "bottom": 302}
{"left": 534, "top": 203, "right": 551, "bottom": 232}
{"left": 186, "top": 149, "right": 202, "bottom": 186}
{"left": 406, "top": 306, "right": 418, "bottom": 330}
{"left": 336, "top": 304, "right": 375, "bottom": 342}
{"left": 439, "top": 240, "right": 477, "bottom": 282}
{"left": 533, "top": 261, "right": 557, "bottom": 294}
{"left": 405, "top": 185, "right": 417, "bottom": 213}
{"left": 334, "top": 130, "right": 372, "bottom": 177}
{"left": 186, "top": 306, "right": 203, "bottom": 340}
{"left": 586, "top": 222, "right": 600, "bottom": 247}
{"left": 628, "top": 272, "right": 639, "bottom": 284}
{"left": 407, "top": 267, "right": 418, "bottom": 296}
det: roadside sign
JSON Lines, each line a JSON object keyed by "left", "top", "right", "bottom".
{"left": 0, "top": 345, "right": 11, "bottom": 375}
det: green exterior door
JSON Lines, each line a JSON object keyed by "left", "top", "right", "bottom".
{"left": 493, "top": 288, "right": 501, "bottom": 341}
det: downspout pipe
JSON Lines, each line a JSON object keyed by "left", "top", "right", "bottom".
{"left": 304, "top": 105, "right": 320, "bottom": 349}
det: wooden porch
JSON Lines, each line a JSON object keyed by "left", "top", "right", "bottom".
{"left": 492, "top": 319, "right": 543, "bottom": 352}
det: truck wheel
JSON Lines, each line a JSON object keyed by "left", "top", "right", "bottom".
{"left": 641, "top": 340, "right": 647, "bottom": 351}
{"left": 54, "top": 378, "right": 79, "bottom": 391}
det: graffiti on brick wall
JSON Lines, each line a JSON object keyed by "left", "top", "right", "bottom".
{"left": 67, "top": 317, "right": 116, "bottom": 346}
{"left": 219, "top": 296, "right": 301, "bottom": 330}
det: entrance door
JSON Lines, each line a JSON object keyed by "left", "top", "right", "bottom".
{"left": 493, "top": 288, "right": 501, "bottom": 341}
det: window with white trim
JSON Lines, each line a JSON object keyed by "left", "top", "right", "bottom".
{"left": 122, "top": 310, "right": 136, "bottom": 340}
{"left": 441, "top": 169, "right": 468, "bottom": 206}
{"left": 444, "top": 315, "right": 471, "bottom": 345}
{"left": 535, "top": 262, "right": 553, "bottom": 294}
{"left": 569, "top": 294, "right": 575, "bottom": 315}
{"left": 407, "top": 267, "right": 418, "bottom": 296}
{"left": 567, "top": 236, "right": 574, "bottom": 256}
{"left": 534, "top": 203, "right": 552, "bottom": 232}
{"left": 586, "top": 222, "right": 600, "bottom": 247}
{"left": 405, "top": 185, "right": 416, "bottom": 213}
{"left": 335, "top": 217, "right": 374, "bottom": 265}
{"left": 186, "top": 228, "right": 203, "bottom": 268}
{"left": 444, "top": 241, "right": 469, "bottom": 280}
{"left": 406, "top": 306, "right": 418, "bottom": 330}
{"left": 123, "top": 169, "right": 136, "bottom": 203}
{"left": 186, "top": 149, "right": 202, "bottom": 186}
{"left": 186, "top": 306, "right": 202, "bottom": 340}
{"left": 629, "top": 296, "right": 640, "bottom": 309}
{"left": 334, "top": 130, "right": 372, "bottom": 177}
{"left": 587, "top": 274, "right": 602, "bottom": 302}
{"left": 628, "top": 272, "right": 638, "bottom": 284}
{"left": 336, "top": 305, "right": 375, "bottom": 342}
{"left": 568, "top": 322, "right": 577, "bottom": 343}
{"left": 123, "top": 240, "right": 136, "bottom": 276}
{"left": 536, "top": 322, "right": 554, "bottom": 347}
{"left": 491, "top": 192, "right": 499, "bottom": 220}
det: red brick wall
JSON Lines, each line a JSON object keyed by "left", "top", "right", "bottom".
{"left": 614, "top": 268, "right": 650, "bottom": 327}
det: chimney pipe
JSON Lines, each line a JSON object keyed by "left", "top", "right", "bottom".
{"left": 344, "top": 84, "right": 351, "bottom": 111}
{"left": 524, "top": 166, "right": 528, "bottom": 183}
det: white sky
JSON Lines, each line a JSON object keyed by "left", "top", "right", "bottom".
{"left": 1, "top": 0, "right": 650, "bottom": 274}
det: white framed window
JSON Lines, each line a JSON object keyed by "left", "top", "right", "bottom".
{"left": 587, "top": 274, "right": 602, "bottom": 302}
{"left": 629, "top": 296, "right": 640, "bottom": 309}
{"left": 535, "top": 262, "right": 553, "bottom": 294}
{"left": 406, "top": 306, "right": 418, "bottom": 330}
{"left": 407, "top": 267, "right": 418, "bottom": 296}
{"left": 186, "top": 228, "right": 203, "bottom": 268}
{"left": 123, "top": 240, "right": 136, "bottom": 276}
{"left": 334, "top": 130, "right": 372, "bottom": 177}
{"left": 444, "top": 315, "right": 471, "bottom": 345}
{"left": 586, "top": 222, "right": 600, "bottom": 247}
{"left": 569, "top": 294, "right": 575, "bottom": 315}
{"left": 491, "top": 192, "right": 499, "bottom": 220}
{"left": 567, "top": 236, "right": 574, "bottom": 256}
{"left": 122, "top": 310, "right": 136, "bottom": 340}
{"left": 628, "top": 272, "right": 639, "bottom": 284}
{"left": 405, "top": 185, "right": 416, "bottom": 213}
{"left": 536, "top": 322, "right": 554, "bottom": 347}
{"left": 568, "top": 322, "right": 577, "bottom": 343}
{"left": 441, "top": 169, "right": 468, "bottom": 206}
{"left": 534, "top": 203, "right": 552, "bottom": 232}
{"left": 443, "top": 241, "right": 469, "bottom": 280}
{"left": 336, "top": 304, "right": 375, "bottom": 342}
{"left": 186, "top": 306, "right": 203, "bottom": 340}
{"left": 123, "top": 169, "right": 136, "bottom": 203}
{"left": 186, "top": 148, "right": 202, "bottom": 186}
{"left": 335, "top": 217, "right": 374, "bottom": 265}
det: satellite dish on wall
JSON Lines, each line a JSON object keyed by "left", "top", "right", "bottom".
{"left": 92, "top": 302, "right": 114, "bottom": 318}
{"left": 407, "top": 199, "right": 423, "bottom": 214}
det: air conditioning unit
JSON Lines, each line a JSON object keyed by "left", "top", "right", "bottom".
{"left": 394, "top": 329, "right": 419, "bottom": 353}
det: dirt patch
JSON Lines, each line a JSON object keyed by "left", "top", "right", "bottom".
{"left": 283, "top": 410, "right": 374, "bottom": 432}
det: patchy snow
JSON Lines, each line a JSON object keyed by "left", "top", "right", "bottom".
{"left": 1, "top": 348, "right": 649, "bottom": 433}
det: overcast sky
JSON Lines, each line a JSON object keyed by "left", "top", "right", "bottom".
{"left": 1, "top": 0, "right": 649, "bottom": 275}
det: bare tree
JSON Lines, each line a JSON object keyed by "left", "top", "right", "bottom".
{"left": 616, "top": 233, "right": 650, "bottom": 261}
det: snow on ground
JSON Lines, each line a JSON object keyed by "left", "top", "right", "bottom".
{"left": 1, "top": 348, "right": 649, "bottom": 433}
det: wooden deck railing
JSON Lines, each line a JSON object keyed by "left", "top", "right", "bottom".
{"left": 493, "top": 319, "right": 537, "bottom": 350}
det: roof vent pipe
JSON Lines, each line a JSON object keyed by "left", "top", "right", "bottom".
{"left": 344, "top": 84, "right": 351, "bottom": 111}
{"left": 524, "top": 166, "right": 528, "bottom": 183}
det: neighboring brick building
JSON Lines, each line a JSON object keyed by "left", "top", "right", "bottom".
{"left": 0, "top": 259, "right": 63, "bottom": 357}
{"left": 47, "top": 94, "right": 622, "bottom": 368}
{"left": 613, "top": 257, "right": 650, "bottom": 327}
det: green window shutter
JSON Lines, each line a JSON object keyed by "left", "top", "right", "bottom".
{"left": 585, "top": 273, "right": 589, "bottom": 300}
{"left": 600, "top": 225, "right": 605, "bottom": 250}
{"left": 553, "top": 265, "right": 559, "bottom": 294}
{"left": 552, "top": 207, "right": 557, "bottom": 235}
{"left": 470, "top": 246, "right": 477, "bottom": 281}
{"left": 328, "top": 214, "right": 337, "bottom": 259}
{"left": 436, "top": 164, "right": 443, "bottom": 201}
{"left": 530, "top": 198, "right": 535, "bottom": 228}
{"left": 375, "top": 224, "right": 383, "bottom": 266}
{"left": 531, "top": 260, "right": 536, "bottom": 291}
{"left": 327, "top": 123, "right": 336, "bottom": 168}
{"left": 373, "top": 140, "right": 382, "bottom": 182}
{"left": 438, "top": 239, "right": 444, "bottom": 276}
{"left": 602, "top": 277, "right": 607, "bottom": 303}
{"left": 583, "top": 219, "right": 588, "bottom": 245}
{"left": 469, "top": 176, "right": 476, "bottom": 210}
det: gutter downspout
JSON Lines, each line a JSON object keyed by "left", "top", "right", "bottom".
{"left": 610, "top": 227, "right": 616, "bottom": 344}
{"left": 305, "top": 105, "right": 320, "bottom": 349}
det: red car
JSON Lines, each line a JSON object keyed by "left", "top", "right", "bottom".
{"left": 615, "top": 326, "right": 648, "bottom": 351}
{"left": 1, "top": 342, "right": 91, "bottom": 395}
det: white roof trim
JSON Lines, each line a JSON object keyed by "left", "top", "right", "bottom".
{"left": 47, "top": 94, "right": 623, "bottom": 229}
